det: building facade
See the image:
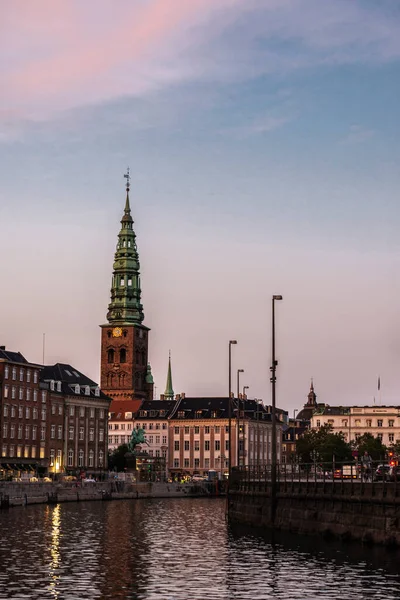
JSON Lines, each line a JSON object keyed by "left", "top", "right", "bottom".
{"left": 311, "top": 405, "right": 400, "bottom": 447}
{"left": 108, "top": 399, "right": 142, "bottom": 452}
{"left": 100, "top": 174, "right": 154, "bottom": 404}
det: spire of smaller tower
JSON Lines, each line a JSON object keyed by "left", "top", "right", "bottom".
{"left": 146, "top": 362, "right": 154, "bottom": 385}
{"left": 307, "top": 378, "right": 317, "bottom": 406}
{"left": 310, "top": 377, "right": 314, "bottom": 392}
{"left": 164, "top": 351, "right": 174, "bottom": 400}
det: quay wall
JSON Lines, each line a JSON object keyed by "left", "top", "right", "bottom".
{"left": 0, "top": 481, "right": 210, "bottom": 508}
{"left": 229, "top": 481, "right": 400, "bottom": 546}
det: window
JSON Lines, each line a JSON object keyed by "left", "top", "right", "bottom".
{"left": 162, "top": 436, "right": 167, "bottom": 444}
{"left": 178, "top": 411, "right": 185, "bottom": 418}
{"left": 389, "top": 433, "right": 395, "bottom": 443}
{"left": 184, "top": 441, "right": 189, "bottom": 451}
{"left": 31, "top": 446, "right": 36, "bottom": 458}
{"left": 341, "top": 419, "right": 348, "bottom": 427}
{"left": 184, "top": 426, "right": 190, "bottom": 434}
{"left": 4, "top": 366, "right": 9, "bottom": 379}
{"left": 156, "top": 435, "right": 160, "bottom": 444}
{"left": 27, "top": 370, "right": 31, "bottom": 382}
{"left": 69, "top": 426, "right": 74, "bottom": 440}
{"left": 11, "top": 406, "right": 15, "bottom": 418}
{"left": 57, "top": 449, "right": 62, "bottom": 465}
{"left": 174, "top": 459, "right": 179, "bottom": 468}
{"left": 12, "top": 367, "right": 16, "bottom": 380}
{"left": 33, "top": 371, "right": 38, "bottom": 384}
{"left": 354, "top": 419, "right": 361, "bottom": 427}
{"left": 10, "top": 425, "right": 15, "bottom": 439}
{"left": 78, "top": 449, "right": 84, "bottom": 467}
{"left": 58, "top": 405, "right": 63, "bottom": 416}
{"left": 17, "top": 425, "right": 22, "bottom": 439}
{"left": 75, "top": 385, "right": 80, "bottom": 394}
{"left": 225, "top": 440, "right": 229, "bottom": 451}
{"left": 32, "top": 426, "right": 37, "bottom": 440}
{"left": 9, "top": 445, "right": 14, "bottom": 457}
{"left": 162, "top": 423, "right": 167, "bottom": 430}
{"left": 26, "top": 389, "right": 30, "bottom": 401}
{"left": 3, "top": 385, "right": 9, "bottom": 399}
{"left": 114, "top": 424, "right": 119, "bottom": 430}
{"left": 80, "top": 407, "right": 85, "bottom": 417}
{"left": 377, "top": 433, "right": 383, "bottom": 441}
{"left": 194, "top": 458, "right": 200, "bottom": 469}
{"left": 18, "top": 406, "right": 23, "bottom": 418}
{"left": 41, "top": 391, "right": 46, "bottom": 403}
{"left": 79, "top": 427, "right": 84, "bottom": 441}
{"left": 316, "top": 420, "right": 321, "bottom": 427}
{"left": 194, "top": 440, "right": 200, "bottom": 451}
{"left": 90, "top": 408, "right": 95, "bottom": 419}
{"left": 99, "top": 450, "right": 104, "bottom": 467}
{"left": 33, "top": 390, "right": 38, "bottom": 402}
{"left": 215, "top": 440, "right": 220, "bottom": 451}
{"left": 41, "top": 409, "right": 46, "bottom": 421}
{"left": 11, "top": 387, "right": 16, "bottom": 399}
{"left": 51, "top": 404, "right": 56, "bottom": 415}
{"left": 25, "top": 407, "right": 30, "bottom": 419}
{"left": 68, "top": 449, "right": 74, "bottom": 467}
{"left": 85, "top": 386, "right": 90, "bottom": 396}
{"left": 89, "top": 428, "right": 94, "bottom": 441}
{"left": 377, "top": 420, "right": 383, "bottom": 427}
{"left": 108, "top": 349, "right": 114, "bottom": 364}
{"left": 40, "top": 447, "right": 45, "bottom": 459}
{"left": 120, "top": 277, "right": 125, "bottom": 287}
{"left": 3, "top": 424, "right": 7, "bottom": 438}
{"left": 19, "top": 369, "right": 24, "bottom": 382}
{"left": 389, "top": 420, "right": 395, "bottom": 427}
{"left": 174, "top": 427, "right": 179, "bottom": 435}
{"left": 51, "top": 425, "right": 56, "bottom": 439}
{"left": 70, "top": 406, "right": 75, "bottom": 417}
{"left": 120, "top": 349, "right": 126, "bottom": 363}
{"left": 19, "top": 387, "right": 24, "bottom": 400}
{"left": 99, "top": 409, "right": 104, "bottom": 420}
{"left": 194, "top": 426, "right": 199, "bottom": 434}
{"left": 115, "top": 435, "right": 119, "bottom": 444}
{"left": 214, "top": 426, "right": 220, "bottom": 434}
{"left": 88, "top": 450, "right": 94, "bottom": 467}
{"left": 174, "top": 441, "right": 179, "bottom": 451}
{"left": 17, "top": 445, "right": 22, "bottom": 458}
{"left": 205, "top": 426, "right": 210, "bottom": 434}
{"left": 184, "top": 458, "right": 190, "bottom": 468}
{"left": 99, "top": 429, "right": 104, "bottom": 442}
{"left": 205, "top": 458, "right": 210, "bottom": 468}
{"left": 41, "top": 426, "right": 46, "bottom": 441}
{"left": 24, "top": 447, "right": 30, "bottom": 458}
{"left": 33, "top": 408, "right": 38, "bottom": 419}
{"left": 205, "top": 440, "right": 210, "bottom": 451}
{"left": 50, "top": 449, "right": 55, "bottom": 466}
{"left": 3, "top": 405, "right": 8, "bottom": 417}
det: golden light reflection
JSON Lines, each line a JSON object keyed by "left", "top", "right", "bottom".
{"left": 48, "top": 504, "right": 61, "bottom": 599}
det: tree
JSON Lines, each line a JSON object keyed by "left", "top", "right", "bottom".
{"left": 108, "top": 444, "right": 129, "bottom": 472}
{"left": 352, "top": 433, "right": 386, "bottom": 461}
{"left": 296, "top": 423, "right": 352, "bottom": 467}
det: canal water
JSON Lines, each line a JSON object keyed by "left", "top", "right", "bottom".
{"left": 0, "top": 498, "right": 399, "bottom": 599}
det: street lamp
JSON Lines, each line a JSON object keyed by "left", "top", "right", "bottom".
{"left": 236, "top": 369, "right": 244, "bottom": 467}
{"left": 242, "top": 386, "right": 249, "bottom": 468}
{"left": 271, "top": 294, "right": 283, "bottom": 522}
{"left": 228, "top": 340, "right": 237, "bottom": 479}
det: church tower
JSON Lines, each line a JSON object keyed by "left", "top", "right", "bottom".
{"left": 100, "top": 171, "right": 154, "bottom": 402}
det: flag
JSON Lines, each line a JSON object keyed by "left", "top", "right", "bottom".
{"left": 378, "top": 376, "right": 380, "bottom": 391}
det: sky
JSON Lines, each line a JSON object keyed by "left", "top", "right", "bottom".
{"left": 1, "top": 0, "right": 400, "bottom": 414}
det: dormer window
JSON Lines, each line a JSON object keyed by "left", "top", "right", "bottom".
{"left": 57, "top": 381, "right": 62, "bottom": 392}
{"left": 94, "top": 387, "right": 100, "bottom": 397}
{"left": 75, "top": 384, "right": 80, "bottom": 394}
{"left": 85, "top": 385, "right": 90, "bottom": 396}
{"left": 178, "top": 411, "right": 185, "bottom": 418}
{"left": 50, "top": 380, "right": 55, "bottom": 391}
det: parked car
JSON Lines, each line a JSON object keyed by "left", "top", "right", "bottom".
{"left": 191, "top": 475, "right": 205, "bottom": 482}
{"left": 375, "top": 464, "right": 398, "bottom": 481}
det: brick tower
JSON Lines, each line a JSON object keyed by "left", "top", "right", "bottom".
{"left": 100, "top": 170, "right": 154, "bottom": 403}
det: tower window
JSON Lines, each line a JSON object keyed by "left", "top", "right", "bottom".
{"left": 128, "top": 240, "right": 131, "bottom": 248}
{"left": 107, "top": 331, "right": 111, "bottom": 338}
{"left": 108, "top": 349, "right": 114, "bottom": 364}
{"left": 128, "top": 278, "right": 132, "bottom": 286}
{"left": 120, "top": 349, "right": 127, "bottom": 363}
{"left": 120, "top": 277, "right": 125, "bottom": 287}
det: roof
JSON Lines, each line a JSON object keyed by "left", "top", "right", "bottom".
{"left": 0, "top": 347, "right": 29, "bottom": 364}
{"left": 109, "top": 399, "right": 143, "bottom": 419}
{"left": 40, "top": 363, "right": 110, "bottom": 401}
{"left": 136, "top": 399, "right": 177, "bottom": 419}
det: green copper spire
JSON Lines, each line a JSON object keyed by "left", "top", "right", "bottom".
{"left": 146, "top": 362, "right": 154, "bottom": 384}
{"left": 164, "top": 352, "right": 174, "bottom": 400}
{"left": 107, "top": 169, "right": 144, "bottom": 324}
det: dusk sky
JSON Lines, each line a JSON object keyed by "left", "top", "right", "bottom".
{"left": 1, "top": 1, "right": 400, "bottom": 413}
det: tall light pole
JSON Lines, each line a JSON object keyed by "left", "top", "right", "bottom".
{"left": 242, "top": 386, "right": 249, "bottom": 468}
{"left": 270, "top": 294, "right": 283, "bottom": 522}
{"left": 236, "top": 369, "right": 244, "bottom": 467}
{"left": 228, "top": 340, "right": 237, "bottom": 479}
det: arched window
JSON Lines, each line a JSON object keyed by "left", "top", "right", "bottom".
{"left": 108, "top": 349, "right": 114, "bottom": 364}
{"left": 120, "top": 348, "right": 126, "bottom": 363}
{"left": 107, "top": 331, "right": 111, "bottom": 338}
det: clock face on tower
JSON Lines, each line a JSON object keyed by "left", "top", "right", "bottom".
{"left": 112, "top": 327, "right": 123, "bottom": 338}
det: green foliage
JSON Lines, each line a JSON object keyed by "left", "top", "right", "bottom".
{"left": 108, "top": 444, "right": 129, "bottom": 472}
{"left": 352, "top": 433, "right": 386, "bottom": 461}
{"left": 296, "top": 423, "right": 352, "bottom": 466}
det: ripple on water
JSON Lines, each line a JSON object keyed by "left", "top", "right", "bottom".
{"left": 0, "top": 499, "right": 400, "bottom": 599}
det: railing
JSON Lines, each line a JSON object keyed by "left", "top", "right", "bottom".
{"left": 230, "top": 461, "right": 400, "bottom": 499}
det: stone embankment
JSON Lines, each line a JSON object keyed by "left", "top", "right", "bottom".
{"left": 229, "top": 480, "right": 400, "bottom": 546}
{"left": 0, "top": 480, "right": 209, "bottom": 509}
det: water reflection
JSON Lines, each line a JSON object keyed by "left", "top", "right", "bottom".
{"left": 0, "top": 498, "right": 399, "bottom": 599}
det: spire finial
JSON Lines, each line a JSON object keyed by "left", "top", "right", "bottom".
{"left": 124, "top": 167, "right": 131, "bottom": 193}
{"left": 310, "top": 377, "right": 314, "bottom": 391}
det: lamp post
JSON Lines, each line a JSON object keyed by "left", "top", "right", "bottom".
{"left": 270, "top": 294, "right": 283, "bottom": 522}
{"left": 242, "top": 386, "right": 249, "bottom": 467}
{"left": 236, "top": 369, "right": 244, "bottom": 467}
{"left": 228, "top": 340, "right": 237, "bottom": 479}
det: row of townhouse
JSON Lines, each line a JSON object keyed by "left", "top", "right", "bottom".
{"left": 0, "top": 346, "right": 111, "bottom": 479}
{"left": 108, "top": 395, "right": 284, "bottom": 478}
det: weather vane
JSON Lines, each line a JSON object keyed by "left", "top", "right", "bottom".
{"left": 124, "top": 167, "right": 131, "bottom": 192}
